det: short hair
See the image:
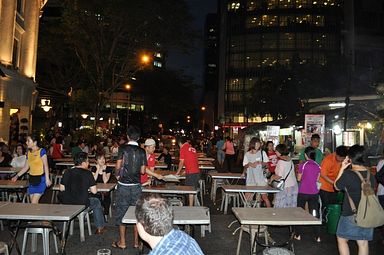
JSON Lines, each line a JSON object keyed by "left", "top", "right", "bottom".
{"left": 266, "top": 141, "right": 273, "bottom": 147}
{"left": 275, "top": 144, "right": 289, "bottom": 156}
{"left": 311, "top": 134, "right": 320, "bottom": 140}
{"left": 347, "top": 144, "right": 366, "bottom": 166}
{"left": 135, "top": 194, "right": 173, "bottom": 236}
{"left": 304, "top": 146, "right": 316, "bottom": 160}
{"left": 335, "top": 145, "right": 348, "bottom": 157}
{"left": 127, "top": 126, "right": 141, "bottom": 141}
{"left": 95, "top": 152, "right": 105, "bottom": 160}
{"left": 77, "top": 139, "right": 86, "bottom": 146}
{"left": 74, "top": 152, "right": 88, "bottom": 166}
{"left": 178, "top": 136, "right": 188, "bottom": 145}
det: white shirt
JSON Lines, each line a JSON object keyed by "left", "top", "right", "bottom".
{"left": 377, "top": 159, "right": 384, "bottom": 196}
{"left": 275, "top": 159, "right": 297, "bottom": 188}
{"left": 10, "top": 155, "right": 27, "bottom": 168}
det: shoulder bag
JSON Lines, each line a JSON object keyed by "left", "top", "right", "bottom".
{"left": 270, "top": 162, "right": 293, "bottom": 190}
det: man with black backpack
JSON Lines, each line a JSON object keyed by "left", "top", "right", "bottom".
{"left": 112, "top": 126, "right": 147, "bottom": 250}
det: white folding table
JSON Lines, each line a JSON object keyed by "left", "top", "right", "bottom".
{"left": 0, "top": 202, "right": 85, "bottom": 255}
{"left": 122, "top": 205, "right": 211, "bottom": 237}
{"left": 221, "top": 185, "right": 281, "bottom": 214}
{"left": 208, "top": 173, "right": 244, "bottom": 203}
{"left": 232, "top": 207, "right": 321, "bottom": 255}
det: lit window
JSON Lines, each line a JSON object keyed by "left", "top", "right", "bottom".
{"left": 153, "top": 61, "right": 162, "bottom": 67}
{"left": 229, "top": 2, "right": 240, "bottom": 10}
{"left": 154, "top": 52, "right": 162, "bottom": 58}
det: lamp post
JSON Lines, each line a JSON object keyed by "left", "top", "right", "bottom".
{"left": 125, "top": 84, "right": 132, "bottom": 129}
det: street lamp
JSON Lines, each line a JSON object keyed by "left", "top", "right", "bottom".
{"left": 140, "top": 53, "right": 151, "bottom": 65}
{"left": 201, "top": 106, "right": 206, "bottom": 133}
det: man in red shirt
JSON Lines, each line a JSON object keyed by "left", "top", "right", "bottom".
{"left": 140, "top": 139, "right": 163, "bottom": 186}
{"left": 176, "top": 137, "right": 200, "bottom": 206}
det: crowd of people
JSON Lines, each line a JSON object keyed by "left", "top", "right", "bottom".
{"left": 1, "top": 128, "right": 384, "bottom": 254}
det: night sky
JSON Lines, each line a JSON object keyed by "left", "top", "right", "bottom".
{"left": 167, "top": 0, "right": 217, "bottom": 103}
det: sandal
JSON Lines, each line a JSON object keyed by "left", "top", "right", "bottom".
{"left": 294, "top": 235, "right": 301, "bottom": 241}
{"left": 111, "top": 241, "right": 126, "bottom": 250}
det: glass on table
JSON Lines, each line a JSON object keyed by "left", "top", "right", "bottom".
{"left": 97, "top": 249, "right": 111, "bottom": 255}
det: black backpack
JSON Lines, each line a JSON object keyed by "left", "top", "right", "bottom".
{"left": 376, "top": 165, "right": 384, "bottom": 185}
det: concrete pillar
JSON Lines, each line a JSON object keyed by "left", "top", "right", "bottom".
{"left": 19, "top": 0, "right": 39, "bottom": 79}
{"left": 0, "top": 0, "right": 16, "bottom": 66}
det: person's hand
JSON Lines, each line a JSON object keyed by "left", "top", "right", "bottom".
{"left": 240, "top": 172, "right": 246, "bottom": 178}
{"left": 46, "top": 177, "right": 52, "bottom": 187}
{"left": 157, "top": 174, "right": 164, "bottom": 180}
{"left": 341, "top": 157, "right": 351, "bottom": 170}
{"left": 11, "top": 175, "right": 18, "bottom": 182}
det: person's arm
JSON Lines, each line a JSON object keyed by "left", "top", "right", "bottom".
{"left": 146, "top": 167, "right": 163, "bottom": 180}
{"left": 140, "top": 165, "right": 146, "bottom": 175}
{"left": 115, "top": 159, "right": 122, "bottom": 180}
{"left": 11, "top": 160, "right": 29, "bottom": 181}
{"left": 102, "top": 168, "right": 111, "bottom": 183}
{"left": 89, "top": 185, "right": 97, "bottom": 194}
{"left": 334, "top": 157, "right": 351, "bottom": 191}
{"left": 41, "top": 154, "right": 52, "bottom": 187}
{"left": 320, "top": 157, "right": 335, "bottom": 185}
{"left": 176, "top": 159, "right": 184, "bottom": 175}
{"left": 92, "top": 166, "right": 99, "bottom": 180}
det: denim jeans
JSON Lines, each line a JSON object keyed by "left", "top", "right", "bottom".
{"left": 88, "top": 197, "right": 105, "bottom": 229}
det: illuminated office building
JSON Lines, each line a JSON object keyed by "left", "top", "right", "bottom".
{"left": 217, "top": 0, "right": 342, "bottom": 126}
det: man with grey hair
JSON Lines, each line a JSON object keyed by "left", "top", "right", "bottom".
{"left": 135, "top": 194, "right": 204, "bottom": 255}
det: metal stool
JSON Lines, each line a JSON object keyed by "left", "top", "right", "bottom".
{"left": 234, "top": 225, "right": 269, "bottom": 255}
{"left": 69, "top": 208, "right": 92, "bottom": 242}
{"left": 21, "top": 222, "right": 58, "bottom": 255}
{"left": 0, "top": 241, "right": 9, "bottom": 255}
{"left": 200, "top": 207, "right": 212, "bottom": 238}
{"left": 51, "top": 174, "right": 63, "bottom": 203}
{"left": 220, "top": 191, "right": 240, "bottom": 214}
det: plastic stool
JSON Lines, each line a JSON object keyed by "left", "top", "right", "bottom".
{"left": 69, "top": 208, "right": 92, "bottom": 242}
{"left": 21, "top": 222, "right": 58, "bottom": 255}
{"left": 0, "top": 241, "right": 9, "bottom": 255}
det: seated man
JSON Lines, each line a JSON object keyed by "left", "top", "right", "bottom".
{"left": 59, "top": 152, "right": 106, "bottom": 234}
{"left": 135, "top": 193, "right": 204, "bottom": 255}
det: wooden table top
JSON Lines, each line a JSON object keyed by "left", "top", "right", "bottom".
{"left": 0, "top": 180, "right": 28, "bottom": 189}
{"left": 0, "top": 167, "right": 22, "bottom": 174}
{"left": 0, "top": 202, "right": 85, "bottom": 221}
{"left": 52, "top": 182, "right": 116, "bottom": 192}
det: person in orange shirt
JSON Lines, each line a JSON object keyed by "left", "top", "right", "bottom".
{"left": 319, "top": 145, "right": 347, "bottom": 209}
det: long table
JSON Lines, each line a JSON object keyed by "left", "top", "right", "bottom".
{"left": 0, "top": 167, "right": 22, "bottom": 174}
{"left": 52, "top": 182, "right": 116, "bottom": 192}
{"left": 142, "top": 185, "right": 198, "bottom": 206}
{"left": 0, "top": 180, "right": 28, "bottom": 202}
{"left": 122, "top": 205, "right": 211, "bottom": 238}
{"left": 221, "top": 185, "right": 280, "bottom": 214}
{"left": 0, "top": 202, "right": 85, "bottom": 255}
{"left": 208, "top": 173, "right": 244, "bottom": 203}
{"left": 232, "top": 207, "right": 321, "bottom": 255}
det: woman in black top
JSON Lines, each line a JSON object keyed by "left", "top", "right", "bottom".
{"left": 91, "top": 153, "right": 112, "bottom": 215}
{"left": 334, "top": 145, "right": 375, "bottom": 255}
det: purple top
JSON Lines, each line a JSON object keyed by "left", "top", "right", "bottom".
{"left": 298, "top": 160, "right": 321, "bottom": 194}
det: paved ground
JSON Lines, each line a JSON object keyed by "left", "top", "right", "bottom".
{"left": 1, "top": 160, "right": 383, "bottom": 254}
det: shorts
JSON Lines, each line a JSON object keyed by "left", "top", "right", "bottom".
{"left": 185, "top": 173, "right": 201, "bottom": 188}
{"left": 336, "top": 215, "right": 373, "bottom": 241}
{"left": 114, "top": 184, "right": 142, "bottom": 226}
{"left": 28, "top": 176, "right": 46, "bottom": 195}
{"left": 217, "top": 150, "right": 225, "bottom": 163}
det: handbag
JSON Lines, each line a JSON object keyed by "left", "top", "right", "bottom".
{"left": 270, "top": 163, "right": 293, "bottom": 191}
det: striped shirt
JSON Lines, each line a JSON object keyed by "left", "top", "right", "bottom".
{"left": 149, "top": 229, "right": 204, "bottom": 255}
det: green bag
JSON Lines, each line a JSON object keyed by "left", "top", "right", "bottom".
{"left": 345, "top": 170, "right": 384, "bottom": 228}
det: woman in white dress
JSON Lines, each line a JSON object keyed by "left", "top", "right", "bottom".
{"left": 241, "top": 137, "right": 271, "bottom": 207}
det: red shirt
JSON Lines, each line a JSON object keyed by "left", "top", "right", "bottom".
{"left": 267, "top": 150, "right": 278, "bottom": 173}
{"left": 180, "top": 143, "right": 199, "bottom": 174}
{"left": 141, "top": 153, "right": 156, "bottom": 184}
